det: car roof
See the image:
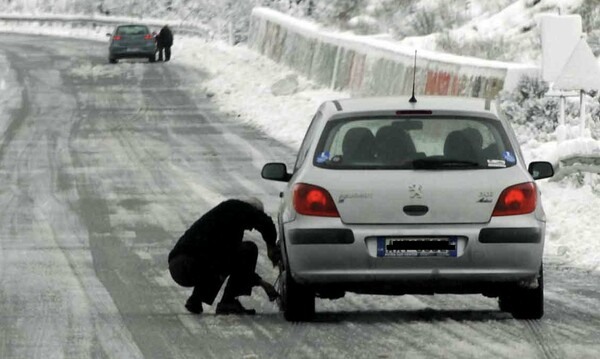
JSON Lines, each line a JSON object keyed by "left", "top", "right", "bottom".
{"left": 116, "top": 24, "right": 149, "bottom": 29}
{"left": 327, "top": 96, "right": 498, "bottom": 119}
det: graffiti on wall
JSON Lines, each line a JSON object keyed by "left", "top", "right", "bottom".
{"left": 425, "top": 71, "right": 459, "bottom": 96}
{"left": 349, "top": 53, "right": 365, "bottom": 94}
{"left": 250, "top": 13, "right": 507, "bottom": 99}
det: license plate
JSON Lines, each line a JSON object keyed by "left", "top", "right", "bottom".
{"left": 127, "top": 48, "right": 140, "bottom": 52}
{"left": 376, "top": 237, "right": 458, "bottom": 257}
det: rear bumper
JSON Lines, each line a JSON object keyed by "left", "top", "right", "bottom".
{"left": 283, "top": 215, "right": 545, "bottom": 295}
{"left": 292, "top": 269, "right": 540, "bottom": 296}
{"left": 109, "top": 46, "right": 156, "bottom": 59}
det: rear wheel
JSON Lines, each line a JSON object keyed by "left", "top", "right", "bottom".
{"left": 148, "top": 56, "right": 156, "bottom": 63}
{"left": 278, "top": 267, "right": 315, "bottom": 322}
{"left": 499, "top": 264, "right": 544, "bottom": 319}
{"left": 109, "top": 58, "right": 117, "bottom": 64}
{"left": 498, "top": 295, "right": 513, "bottom": 313}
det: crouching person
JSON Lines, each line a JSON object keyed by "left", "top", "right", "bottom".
{"left": 168, "top": 198, "right": 281, "bottom": 315}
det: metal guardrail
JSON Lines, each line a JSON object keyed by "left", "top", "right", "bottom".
{"left": 0, "top": 14, "right": 210, "bottom": 37}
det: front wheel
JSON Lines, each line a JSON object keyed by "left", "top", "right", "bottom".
{"left": 278, "top": 266, "right": 315, "bottom": 322}
{"left": 109, "top": 58, "right": 117, "bottom": 64}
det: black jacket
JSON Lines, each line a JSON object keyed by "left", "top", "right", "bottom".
{"left": 157, "top": 26, "right": 173, "bottom": 47}
{"left": 168, "top": 199, "right": 277, "bottom": 263}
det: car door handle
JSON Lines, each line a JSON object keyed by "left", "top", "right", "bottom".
{"left": 403, "top": 205, "right": 428, "bottom": 216}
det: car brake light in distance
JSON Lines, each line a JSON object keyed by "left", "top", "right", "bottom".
{"left": 144, "top": 34, "right": 153, "bottom": 40}
{"left": 492, "top": 182, "right": 537, "bottom": 216}
{"left": 293, "top": 183, "right": 340, "bottom": 217}
{"left": 113, "top": 35, "right": 122, "bottom": 40}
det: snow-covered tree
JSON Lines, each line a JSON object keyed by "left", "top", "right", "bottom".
{"left": 311, "top": 0, "right": 366, "bottom": 27}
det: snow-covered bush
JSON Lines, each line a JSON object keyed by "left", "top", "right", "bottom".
{"left": 498, "top": 76, "right": 561, "bottom": 142}
{"left": 347, "top": 15, "right": 379, "bottom": 34}
{"left": 499, "top": 76, "right": 600, "bottom": 143}
{"left": 576, "top": 0, "right": 600, "bottom": 56}
{"left": 576, "top": 0, "right": 600, "bottom": 33}
{"left": 311, "top": 0, "right": 366, "bottom": 27}
{"left": 435, "top": 32, "right": 511, "bottom": 61}
{"left": 587, "top": 96, "right": 600, "bottom": 139}
{"left": 387, "top": 0, "right": 470, "bottom": 37}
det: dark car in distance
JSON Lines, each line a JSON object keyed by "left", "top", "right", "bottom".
{"left": 107, "top": 24, "right": 156, "bottom": 63}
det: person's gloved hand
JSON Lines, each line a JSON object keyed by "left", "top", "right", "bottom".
{"left": 267, "top": 244, "right": 282, "bottom": 267}
{"left": 259, "top": 279, "right": 280, "bottom": 302}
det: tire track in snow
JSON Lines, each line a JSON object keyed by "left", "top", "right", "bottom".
{"left": 524, "top": 320, "right": 564, "bottom": 359}
{"left": 0, "top": 36, "right": 145, "bottom": 359}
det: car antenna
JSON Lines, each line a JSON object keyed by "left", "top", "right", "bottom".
{"left": 409, "top": 50, "right": 418, "bottom": 103}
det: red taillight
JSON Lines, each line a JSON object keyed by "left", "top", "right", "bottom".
{"left": 113, "top": 35, "right": 121, "bottom": 40}
{"left": 492, "top": 182, "right": 537, "bottom": 216}
{"left": 144, "top": 34, "right": 153, "bottom": 40}
{"left": 293, "top": 183, "right": 339, "bottom": 217}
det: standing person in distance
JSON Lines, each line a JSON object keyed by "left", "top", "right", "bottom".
{"left": 156, "top": 25, "right": 173, "bottom": 61}
{"left": 168, "top": 197, "right": 281, "bottom": 315}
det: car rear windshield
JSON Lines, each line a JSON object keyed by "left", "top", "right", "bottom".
{"left": 313, "top": 116, "right": 517, "bottom": 170}
{"left": 116, "top": 25, "right": 150, "bottom": 35}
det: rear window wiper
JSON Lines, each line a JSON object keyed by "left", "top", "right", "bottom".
{"left": 412, "top": 158, "right": 481, "bottom": 169}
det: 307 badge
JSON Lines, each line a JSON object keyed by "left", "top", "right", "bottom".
{"left": 477, "top": 191, "right": 494, "bottom": 203}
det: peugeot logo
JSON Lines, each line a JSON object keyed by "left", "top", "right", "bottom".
{"left": 409, "top": 184, "right": 423, "bottom": 199}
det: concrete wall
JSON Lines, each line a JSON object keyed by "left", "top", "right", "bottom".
{"left": 249, "top": 8, "right": 538, "bottom": 99}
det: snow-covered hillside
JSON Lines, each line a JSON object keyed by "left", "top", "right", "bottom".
{"left": 2, "top": 0, "right": 599, "bottom": 63}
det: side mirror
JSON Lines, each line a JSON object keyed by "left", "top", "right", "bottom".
{"left": 528, "top": 161, "right": 554, "bottom": 180}
{"left": 262, "top": 162, "right": 291, "bottom": 182}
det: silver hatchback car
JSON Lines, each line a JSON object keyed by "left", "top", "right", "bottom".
{"left": 262, "top": 96, "right": 554, "bottom": 321}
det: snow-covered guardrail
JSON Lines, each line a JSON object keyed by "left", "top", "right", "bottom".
{"left": 249, "top": 7, "right": 538, "bottom": 98}
{"left": 0, "top": 13, "right": 209, "bottom": 37}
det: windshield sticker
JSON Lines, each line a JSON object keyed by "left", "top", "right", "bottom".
{"left": 487, "top": 159, "right": 506, "bottom": 168}
{"left": 316, "top": 151, "right": 330, "bottom": 163}
{"left": 331, "top": 155, "right": 343, "bottom": 163}
{"left": 502, "top": 151, "right": 516, "bottom": 163}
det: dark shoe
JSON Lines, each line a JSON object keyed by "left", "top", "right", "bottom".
{"left": 216, "top": 299, "right": 256, "bottom": 315}
{"left": 185, "top": 298, "right": 203, "bottom": 314}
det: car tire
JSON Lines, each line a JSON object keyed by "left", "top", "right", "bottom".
{"left": 278, "top": 267, "right": 315, "bottom": 322}
{"left": 109, "top": 58, "right": 117, "bottom": 64}
{"left": 500, "top": 264, "right": 544, "bottom": 319}
{"left": 148, "top": 56, "right": 156, "bottom": 63}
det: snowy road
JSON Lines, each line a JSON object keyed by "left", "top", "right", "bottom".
{"left": 0, "top": 34, "right": 599, "bottom": 359}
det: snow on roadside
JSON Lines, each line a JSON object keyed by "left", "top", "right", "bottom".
{"left": 1, "top": 21, "right": 599, "bottom": 274}
{"left": 540, "top": 176, "right": 600, "bottom": 272}
{"left": 174, "top": 36, "right": 346, "bottom": 149}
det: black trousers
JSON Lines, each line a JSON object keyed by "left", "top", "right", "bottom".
{"left": 157, "top": 46, "right": 171, "bottom": 61}
{"left": 168, "top": 241, "right": 261, "bottom": 305}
